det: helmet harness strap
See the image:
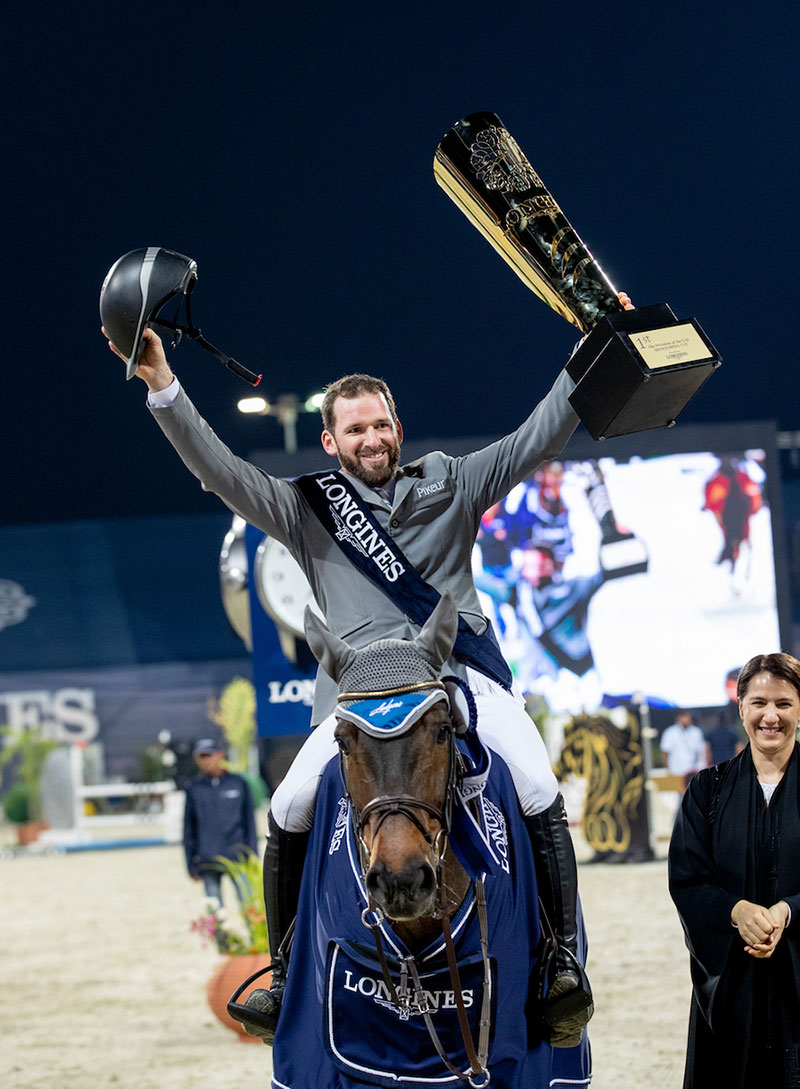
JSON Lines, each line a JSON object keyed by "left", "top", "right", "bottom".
{"left": 150, "top": 288, "right": 262, "bottom": 386}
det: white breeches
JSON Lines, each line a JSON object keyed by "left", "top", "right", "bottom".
{"left": 270, "top": 668, "right": 559, "bottom": 833}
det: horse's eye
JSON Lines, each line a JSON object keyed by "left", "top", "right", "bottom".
{"left": 436, "top": 724, "right": 451, "bottom": 744}
{"left": 335, "top": 735, "right": 349, "bottom": 756}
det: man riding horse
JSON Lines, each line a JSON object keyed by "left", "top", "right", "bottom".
{"left": 103, "top": 289, "right": 631, "bottom": 1045}
{"left": 231, "top": 593, "right": 592, "bottom": 1086}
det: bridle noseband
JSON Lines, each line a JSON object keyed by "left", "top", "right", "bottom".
{"left": 359, "top": 794, "right": 447, "bottom": 848}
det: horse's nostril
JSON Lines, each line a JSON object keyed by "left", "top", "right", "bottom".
{"left": 418, "top": 865, "right": 435, "bottom": 894}
{"left": 365, "top": 859, "right": 386, "bottom": 899}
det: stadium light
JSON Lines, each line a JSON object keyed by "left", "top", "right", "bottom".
{"left": 237, "top": 390, "right": 324, "bottom": 452}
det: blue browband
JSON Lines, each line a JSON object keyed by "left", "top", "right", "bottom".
{"left": 336, "top": 684, "right": 448, "bottom": 738}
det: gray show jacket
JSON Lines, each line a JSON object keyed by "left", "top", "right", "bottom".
{"left": 149, "top": 368, "right": 580, "bottom": 725}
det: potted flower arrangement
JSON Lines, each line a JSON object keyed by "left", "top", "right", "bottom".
{"left": 0, "top": 724, "right": 60, "bottom": 845}
{"left": 190, "top": 848, "right": 271, "bottom": 1040}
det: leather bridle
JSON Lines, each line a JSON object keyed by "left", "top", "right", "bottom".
{"left": 348, "top": 750, "right": 456, "bottom": 880}
{"left": 338, "top": 686, "right": 492, "bottom": 1087}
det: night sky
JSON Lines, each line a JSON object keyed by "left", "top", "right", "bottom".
{"left": 6, "top": 3, "right": 798, "bottom": 528}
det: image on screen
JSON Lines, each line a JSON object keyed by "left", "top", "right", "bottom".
{"left": 472, "top": 437, "right": 785, "bottom": 716}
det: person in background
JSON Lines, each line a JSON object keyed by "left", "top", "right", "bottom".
{"left": 703, "top": 458, "right": 762, "bottom": 571}
{"left": 704, "top": 712, "right": 744, "bottom": 767}
{"left": 660, "top": 711, "right": 706, "bottom": 786}
{"left": 669, "top": 652, "right": 800, "bottom": 1088}
{"left": 183, "top": 737, "right": 257, "bottom": 904}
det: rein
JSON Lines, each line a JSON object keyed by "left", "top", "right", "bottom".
{"left": 342, "top": 685, "right": 493, "bottom": 1087}
{"left": 360, "top": 878, "right": 492, "bottom": 1088}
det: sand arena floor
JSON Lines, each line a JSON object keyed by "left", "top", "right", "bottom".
{"left": 1, "top": 807, "right": 691, "bottom": 1089}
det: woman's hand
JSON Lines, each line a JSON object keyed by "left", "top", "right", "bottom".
{"left": 101, "top": 325, "right": 174, "bottom": 392}
{"left": 618, "top": 291, "right": 634, "bottom": 311}
{"left": 732, "top": 899, "right": 789, "bottom": 958}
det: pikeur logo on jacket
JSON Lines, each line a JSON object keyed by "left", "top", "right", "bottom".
{"left": 416, "top": 479, "right": 447, "bottom": 498}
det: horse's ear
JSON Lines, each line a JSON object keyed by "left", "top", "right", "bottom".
{"left": 414, "top": 592, "right": 459, "bottom": 671}
{"left": 304, "top": 607, "right": 357, "bottom": 682}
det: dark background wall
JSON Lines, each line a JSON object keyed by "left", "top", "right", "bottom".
{"left": 4, "top": 3, "right": 799, "bottom": 529}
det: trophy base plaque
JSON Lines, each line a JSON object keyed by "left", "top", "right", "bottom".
{"left": 566, "top": 304, "right": 721, "bottom": 440}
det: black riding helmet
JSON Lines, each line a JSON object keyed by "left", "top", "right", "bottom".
{"left": 99, "top": 247, "right": 261, "bottom": 386}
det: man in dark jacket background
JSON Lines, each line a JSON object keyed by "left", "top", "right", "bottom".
{"left": 183, "top": 737, "right": 258, "bottom": 903}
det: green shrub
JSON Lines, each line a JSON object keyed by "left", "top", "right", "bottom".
{"left": 2, "top": 782, "right": 31, "bottom": 824}
{"left": 0, "top": 725, "right": 60, "bottom": 822}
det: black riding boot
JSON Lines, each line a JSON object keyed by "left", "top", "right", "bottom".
{"left": 525, "top": 794, "right": 594, "bottom": 1048}
{"left": 240, "top": 811, "right": 310, "bottom": 1044}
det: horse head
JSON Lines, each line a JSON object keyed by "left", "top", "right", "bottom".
{"left": 305, "top": 594, "right": 461, "bottom": 924}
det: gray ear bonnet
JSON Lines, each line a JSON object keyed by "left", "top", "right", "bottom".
{"left": 304, "top": 594, "right": 460, "bottom": 737}
{"left": 335, "top": 637, "right": 442, "bottom": 705}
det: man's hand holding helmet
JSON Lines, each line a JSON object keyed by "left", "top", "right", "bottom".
{"left": 102, "top": 325, "right": 174, "bottom": 392}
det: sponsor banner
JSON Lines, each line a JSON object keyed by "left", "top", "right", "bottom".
{"left": 554, "top": 706, "right": 654, "bottom": 862}
{"left": 0, "top": 514, "right": 245, "bottom": 671}
{"left": 245, "top": 523, "right": 316, "bottom": 737}
{"left": 0, "top": 659, "right": 250, "bottom": 783}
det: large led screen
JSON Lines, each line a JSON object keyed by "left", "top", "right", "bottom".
{"left": 472, "top": 421, "right": 788, "bottom": 716}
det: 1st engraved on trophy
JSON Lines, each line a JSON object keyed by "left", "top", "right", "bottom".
{"left": 628, "top": 325, "right": 716, "bottom": 370}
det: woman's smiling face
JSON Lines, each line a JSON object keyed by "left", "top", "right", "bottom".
{"left": 739, "top": 671, "right": 800, "bottom": 765}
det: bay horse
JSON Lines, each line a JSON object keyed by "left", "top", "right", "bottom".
{"left": 230, "top": 594, "right": 591, "bottom": 1089}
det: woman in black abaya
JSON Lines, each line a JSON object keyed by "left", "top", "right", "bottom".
{"left": 669, "top": 652, "right": 800, "bottom": 1088}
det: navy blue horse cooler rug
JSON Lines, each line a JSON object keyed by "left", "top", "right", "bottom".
{"left": 271, "top": 750, "right": 591, "bottom": 1089}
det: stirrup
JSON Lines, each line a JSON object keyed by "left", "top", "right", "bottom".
{"left": 544, "top": 949, "right": 593, "bottom": 1048}
{"left": 226, "top": 962, "right": 284, "bottom": 1045}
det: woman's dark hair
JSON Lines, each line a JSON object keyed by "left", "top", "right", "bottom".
{"left": 737, "top": 652, "right": 800, "bottom": 702}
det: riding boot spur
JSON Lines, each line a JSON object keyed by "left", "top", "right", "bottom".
{"left": 240, "top": 811, "right": 310, "bottom": 1044}
{"left": 525, "top": 794, "right": 594, "bottom": 1048}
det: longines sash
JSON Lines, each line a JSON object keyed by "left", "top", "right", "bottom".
{"left": 295, "top": 471, "right": 512, "bottom": 688}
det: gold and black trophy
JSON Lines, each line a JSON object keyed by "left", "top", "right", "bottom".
{"left": 434, "top": 112, "right": 721, "bottom": 440}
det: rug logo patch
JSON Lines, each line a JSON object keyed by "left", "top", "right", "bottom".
{"left": 482, "top": 797, "right": 510, "bottom": 874}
